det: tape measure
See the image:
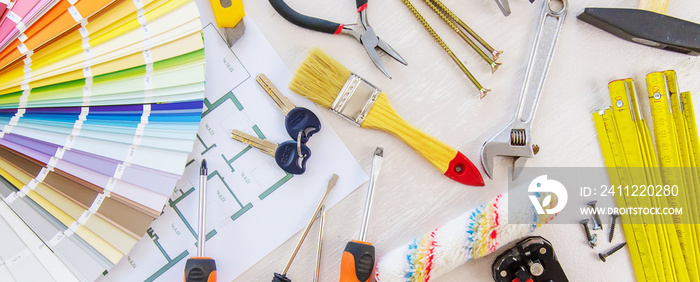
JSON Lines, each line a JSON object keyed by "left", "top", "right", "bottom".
{"left": 608, "top": 79, "right": 670, "bottom": 282}
{"left": 663, "top": 71, "right": 695, "bottom": 220}
{"left": 592, "top": 73, "right": 700, "bottom": 281}
{"left": 680, "top": 91, "right": 700, "bottom": 243}
{"left": 665, "top": 71, "right": 700, "bottom": 264}
{"left": 593, "top": 108, "right": 657, "bottom": 281}
{"left": 624, "top": 79, "right": 686, "bottom": 282}
{"left": 646, "top": 71, "right": 699, "bottom": 281}
{"left": 681, "top": 92, "right": 700, "bottom": 168}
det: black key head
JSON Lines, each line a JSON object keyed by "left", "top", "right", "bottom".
{"left": 275, "top": 141, "right": 311, "bottom": 175}
{"left": 285, "top": 107, "right": 321, "bottom": 143}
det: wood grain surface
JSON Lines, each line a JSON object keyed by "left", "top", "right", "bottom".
{"left": 233, "top": 0, "right": 700, "bottom": 281}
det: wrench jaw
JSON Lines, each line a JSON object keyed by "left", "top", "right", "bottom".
{"left": 512, "top": 156, "right": 529, "bottom": 181}
{"left": 480, "top": 123, "right": 536, "bottom": 180}
{"left": 480, "top": 125, "right": 514, "bottom": 180}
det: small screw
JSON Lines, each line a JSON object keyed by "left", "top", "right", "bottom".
{"left": 609, "top": 213, "right": 619, "bottom": 242}
{"left": 500, "top": 270, "right": 507, "bottom": 277}
{"left": 599, "top": 242, "right": 627, "bottom": 262}
{"left": 580, "top": 219, "right": 597, "bottom": 248}
{"left": 589, "top": 234, "right": 598, "bottom": 248}
{"left": 587, "top": 200, "right": 603, "bottom": 230}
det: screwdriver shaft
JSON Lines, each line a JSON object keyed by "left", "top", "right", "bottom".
{"left": 359, "top": 148, "right": 383, "bottom": 242}
{"left": 281, "top": 174, "right": 339, "bottom": 275}
{"left": 197, "top": 160, "right": 208, "bottom": 257}
{"left": 313, "top": 206, "right": 326, "bottom": 282}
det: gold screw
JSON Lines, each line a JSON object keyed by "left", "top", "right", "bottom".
{"left": 399, "top": 0, "right": 490, "bottom": 98}
{"left": 422, "top": 0, "right": 500, "bottom": 73}
{"left": 429, "top": 0, "right": 503, "bottom": 61}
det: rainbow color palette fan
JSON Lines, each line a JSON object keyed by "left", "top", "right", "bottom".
{"left": 0, "top": 0, "right": 205, "bottom": 280}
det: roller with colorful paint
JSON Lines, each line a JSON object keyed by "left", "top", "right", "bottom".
{"left": 374, "top": 193, "right": 555, "bottom": 281}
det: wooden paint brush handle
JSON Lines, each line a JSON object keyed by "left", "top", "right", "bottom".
{"left": 639, "top": 0, "right": 668, "bottom": 14}
{"left": 361, "top": 93, "right": 484, "bottom": 186}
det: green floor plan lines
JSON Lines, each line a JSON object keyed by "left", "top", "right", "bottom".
{"left": 196, "top": 134, "right": 216, "bottom": 155}
{"left": 259, "top": 172, "right": 293, "bottom": 200}
{"left": 143, "top": 227, "right": 189, "bottom": 282}
{"left": 202, "top": 91, "right": 244, "bottom": 117}
{"left": 221, "top": 146, "right": 250, "bottom": 172}
{"left": 146, "top": 228, "right": 170, "bottom": 262}
{"left": 252, "top": 125, "right": 266, "bottom": 139}
{"left": 168, "top": 188, "right": 197, "bottom": 239}
{"left": 207, "top": 170, "right": 252, "bottom": 221}
{"left": 144, "top": 251, "right": 189, "bottom": 282}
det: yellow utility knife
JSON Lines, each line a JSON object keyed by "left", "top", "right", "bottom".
{"left": 211, "top": 0, "right": 245, "bottom": 47}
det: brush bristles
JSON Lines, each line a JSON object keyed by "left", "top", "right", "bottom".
{"left": 289, "top": 48, "right": 352, "bottom": 109}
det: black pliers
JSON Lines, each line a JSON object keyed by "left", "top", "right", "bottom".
{"left": 269, "top": 0, "right": 408, "bottom": 78}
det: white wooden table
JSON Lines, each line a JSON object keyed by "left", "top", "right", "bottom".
{"left": 233, "top": 0, "right": 700, "bottom": 281}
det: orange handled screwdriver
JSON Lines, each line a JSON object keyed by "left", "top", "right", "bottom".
{"left": 184, "top": 160, "right": 217, "bottom": 282}
{"left": 340, "top": 148, "right": 383, "bottom": 282}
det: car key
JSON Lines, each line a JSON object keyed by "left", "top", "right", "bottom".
{"left": 256, "top": 74, "right": 321, "bottom": 143}
{"left": 230, "top": 129, "right": 311, "bottom": 174}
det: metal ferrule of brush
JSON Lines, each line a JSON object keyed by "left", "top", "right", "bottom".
{"left": 331, "top": 73, "right": 381, "bottom": 125}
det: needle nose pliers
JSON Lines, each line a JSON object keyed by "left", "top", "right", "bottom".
{"left": 269, "top": 0, "right": 408, "bottom": 78}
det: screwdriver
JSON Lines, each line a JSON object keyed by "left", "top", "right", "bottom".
{"left": 184, "top": 160, "right": 217, "bottom": 282}
{"left": 340, "top": 148, "right": 383, "bottom": 282}
{"left": 313, "top": 205, "right": 326, "bottom": 282}
{"left": 273, "top": 174, "right": 339, "bottom": 282}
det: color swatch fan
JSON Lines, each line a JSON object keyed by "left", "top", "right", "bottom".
{"left": 0, "top": 0, "right": 205, "bottom": 281}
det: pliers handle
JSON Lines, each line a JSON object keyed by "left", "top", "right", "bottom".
{"left": 269, "top": 0, "right": 406, "bottom": 78}
{"left": 269, "top": 0, "right": 368, "bottom": 34}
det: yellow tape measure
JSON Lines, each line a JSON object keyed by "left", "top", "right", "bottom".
{"left": 593, "top": 73, "right": 700, "bottom": 281}
{"left": 624, "top": 78, "right": 685, "bottom": 282}
{"left": 666, "top": 71, "right": 700, "bottom": 266}
{"left": 647, "top": 71, "right": 699, "bottom": 281}
{"left": 608, "top": 79, "right": 668, "bottom": 281}
{"left": 682, "top": 92, "right": 700, "bottom": 168}
{"left": 594, "top": 108, "right": 658, "bottom": 281}
{"left": 680, "top": 91, "right": 700, "bottom": 244}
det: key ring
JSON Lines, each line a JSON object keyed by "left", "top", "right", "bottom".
{"left": 297, "top": 130, "right": 307, "bottom": 158}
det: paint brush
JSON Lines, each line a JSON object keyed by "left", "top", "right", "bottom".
{"left": 289, "top": 48, "right": 484, "bottom": 186}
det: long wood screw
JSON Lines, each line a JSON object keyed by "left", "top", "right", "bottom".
{"left": 399, "top": 0, "right": 490, "bottom": 98}
{"left": 429, "top": 0, "right": 503, "bottom": 61}
{"left": 423, "top": 0, "right": 501, "bottom": 73}
{"left": 599, "top": 242, "right": 627, "bottom": 262}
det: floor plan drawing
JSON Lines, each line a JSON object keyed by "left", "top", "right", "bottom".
{"left": 98, "top": 3, "right": 367, "bottom": 281}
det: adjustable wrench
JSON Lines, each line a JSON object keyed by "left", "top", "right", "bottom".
{"left": 480, "top": 0, "right": 568, "bottom": 180}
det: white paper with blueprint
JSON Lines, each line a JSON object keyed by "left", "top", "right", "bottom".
{"left": 99, "top": 2, "right": 368, "bottom": 281}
